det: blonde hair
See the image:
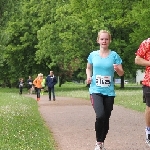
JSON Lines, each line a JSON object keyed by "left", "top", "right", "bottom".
{"left": 97, "top": 30, "right": 111, "bottom": 42}
{"left": 38, "top": 73, "right": 43, "bottom": 77}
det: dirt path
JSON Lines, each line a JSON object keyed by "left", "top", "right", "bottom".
{"left": 26, "top": 94, "right": 150, "bottom": 150}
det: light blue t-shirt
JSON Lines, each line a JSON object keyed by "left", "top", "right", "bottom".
{"left": 87, "top": 50, "right": 122, "bottom": 96}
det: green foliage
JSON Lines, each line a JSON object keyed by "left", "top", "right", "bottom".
{"left": 0, "top": 0, "right": 150, "bottom": 84}
{"left": 0, "top": 92, "right": 56, "bottom": 150}
{"left": 128, "top": 1, "right": 150, "bottom": 45}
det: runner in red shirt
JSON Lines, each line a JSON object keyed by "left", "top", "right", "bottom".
{"left": 135, "top": 38, "right": 150, "bottom": 147}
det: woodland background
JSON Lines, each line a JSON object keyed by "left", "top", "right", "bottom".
{"left": 0, "top": 0, "right": 148, "bottom": 87}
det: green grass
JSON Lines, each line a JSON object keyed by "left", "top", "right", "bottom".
{"left": 0, "top": 82, "right": 145, "bottom": 149}
{"left": 3, "top": 82, "right": 144, "bottom": 112}
{"left": 55, "top": 83, "right": 90, "bottom": 99}
{"left": 54, "top": 82, "right": 145, "bottom": 112}
{"left": 115, "top": 88, "right": 145, "bottom": 112}
{"left": 0, "top": 92, "right": 56, "bottom": 150}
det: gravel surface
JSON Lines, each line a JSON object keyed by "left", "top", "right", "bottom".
{"left": 26, "top": 94, "right": 150, "bottom": 150}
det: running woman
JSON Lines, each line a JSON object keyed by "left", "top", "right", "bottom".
{"left": 86, "top": 30, "right": 124, "bottom": 150}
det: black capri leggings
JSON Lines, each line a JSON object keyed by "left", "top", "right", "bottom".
{"left": 90, "top": 93, "right": 114, "bottom": 142}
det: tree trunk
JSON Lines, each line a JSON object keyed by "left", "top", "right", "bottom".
{"left": 120, "top": 76, "right": 124, "bottom": 88}
{"left": 59, "top": 76, "right": 63, "bottom": 87}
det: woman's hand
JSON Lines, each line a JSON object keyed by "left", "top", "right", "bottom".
{"left": 86, "top": 77, "right": 92, "bottom": 84}
{"left": 113, "top": 64, "right": 119, "bottom": 72}
{"left": 113, "top": 64, "right": 124, "bottom": 76}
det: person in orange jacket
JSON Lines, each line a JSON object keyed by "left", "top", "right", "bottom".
{"left": 33, "top": 73, "right": 43, "bottom": 101}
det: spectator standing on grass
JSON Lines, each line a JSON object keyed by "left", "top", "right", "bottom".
{"left": 27, "top": 76, "right": 33, "bottom": 94}
{"left": 33, "top": 73, "right": 43, "bottom": 101}
{"left": 19, "top": 78, "right": 24, "bottom": 95}
{"left": 135, "top": 38, "right": 150, "bottom": 147}
{"left": 46, "top": 71, "right": 57, "bottom": 101}
{"left": 86, "top": 30, "right": 124, "bottom": 150}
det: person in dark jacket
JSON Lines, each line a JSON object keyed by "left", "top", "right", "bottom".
{"left": 46, "top": 71, "right": 57, "bottom": 101}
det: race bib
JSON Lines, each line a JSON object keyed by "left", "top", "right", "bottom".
{"left": 96, "top": 75, "right": 111, "bottom": 87}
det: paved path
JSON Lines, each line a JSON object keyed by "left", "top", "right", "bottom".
{"left": 26, "top": 94, "right": 150, "bottom": 150}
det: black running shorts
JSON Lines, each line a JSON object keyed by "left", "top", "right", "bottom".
{"left": 142, "top": 85, "right": 150, "bottom": 107}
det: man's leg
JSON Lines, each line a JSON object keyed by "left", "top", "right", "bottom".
{"left": 48, "top": 87, "right": 51, "bottom": 101}
{"left": 51, "top": 87, "right": 55, "bottom": 100}
{"left": 145, "top": 106, "right": 150, "bottom": 126}
{"left": 143, "top": 85, "right": 150, "bottom": 146}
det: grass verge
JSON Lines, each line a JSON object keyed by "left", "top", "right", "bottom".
{"left": 0, "top": 92, "right": 56, "bottom": 150}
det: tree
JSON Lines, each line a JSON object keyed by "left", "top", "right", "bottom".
{"left": 0, "top": 0, "right": 148, "bottom": 87}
